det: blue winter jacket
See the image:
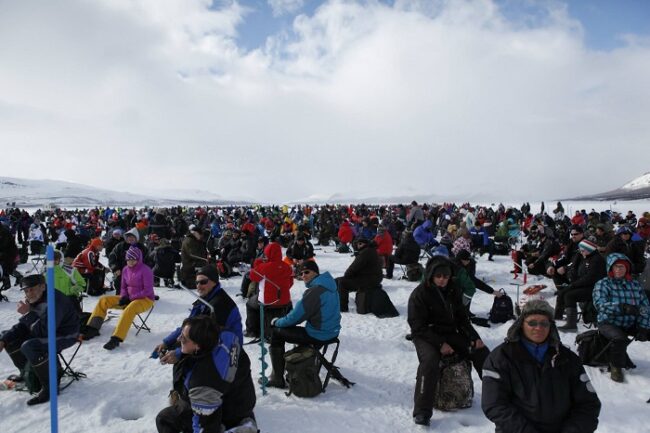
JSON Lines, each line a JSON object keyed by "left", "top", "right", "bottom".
{"left": 414, "top": 220, "right": 438, "bottom": 248}
{"left": 274, "top": 271, "right": 341, "bottom": 341}
{"left": 593, "top": 253, "right": 650, "bottom": 329}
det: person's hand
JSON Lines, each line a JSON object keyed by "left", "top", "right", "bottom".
{"left": 17, "top": 301, "right": 30, "bottom": 315}
{"left": 154, "top": 343, "right": 167, "bottom": 354}
{"left": 270, "top": 317, "right": 279, "bottom": 327}
{"left": 620, "top": 303, "right": 640, "bottom": 316}
{"left": 440, "top": 343, "right": 454, "bottom": 356}
{"left": 160, "top": 350, "right": 179, "bottom": 365}
{"left": 527, "top": 263, "right": 535, "bottom": 270}
{"left": 493, "top": 291, "right": 504, "bottom": 298}
{"left": 118, "top": 296, "right": 130, "bottom": 307}
{"left": 473, "top": 339, "right": 485, "bottom": 350}
{"left": 557, "top": 266, "right": 566, "bottom": 275}
{"left": 636, "top": 328, "right": 650, "bottom": 342}
{"left": 546, "top": 267, "right": 555, "bottom": 276}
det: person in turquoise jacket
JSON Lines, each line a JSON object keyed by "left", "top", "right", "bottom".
{"left": 265, "top": 261, "right": 341, "bottom": 388}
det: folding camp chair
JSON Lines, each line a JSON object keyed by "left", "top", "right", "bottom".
{"left": 309, "top": 337, "right": 354, "bottom": 392}
{"left": 29, "top": 256, "right": 46, "bottom": 274}
{"left": 58, "top": 339, "right": 86, "bottom": 390}
{"left": 132, "top": 303, "right": 155, "bottom": 336}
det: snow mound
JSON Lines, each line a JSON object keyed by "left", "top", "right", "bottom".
{"left": 621, "top": 172, "right": 650, "bottom": 190}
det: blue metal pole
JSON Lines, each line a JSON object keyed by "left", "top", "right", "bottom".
{"left": 45, "top": 245, "right": 58, "bottom": 433}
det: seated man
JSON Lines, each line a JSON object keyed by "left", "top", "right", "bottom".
{"left": 72, "top": 237, "right": 106, "bottom": 296}
{"left": 556, "top": 240, "right": 606, "bottom": 331}
{"left": 266, "top": 261, "right": 341, "bottom": 388}
{"left": 408, "top": 255, "right": 489, "bottom": 426}
{"left": 384, "top": 230, "right": 420, "bottom": 279}
{"left": 155, "top": 316, "right": 257, "bottom": 433}
{"left": 82, "top": 246, "right": 155, "bottom": 350}
{"left": 284, "top": 234, "right": 315, "bottom": 274}
{"left": 525, "top": 227, "right": 561, "bottom": 276}
{"left": 52, "top": 249, "right": 86, "bottom": 314}
{"left": 413, "top": 220, "right": 439, "bottom": 254}
{"left": 593, "top": 253, "right": 650, "bottom": 382}
{"left": 482, "top": 300, "right": 601, "bottom": 432}
{"left": 154, "top": 265, "right": 243, "bottom": 364}
{"left": 547, "top": 225, "right": 584, "bottom": 290}
{"left": 0, "top": 274, "right": 80, "bottom": 405}
{"left": 336, "top": 237, "right": 383, "bottom": 312}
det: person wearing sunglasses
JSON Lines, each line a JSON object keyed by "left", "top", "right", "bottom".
{"left": 266, "top": 261, "right": 341, "bottom": 389}
{"left": 408, "top": 255, "right": 489, "bottom": 426}
{"left": 154, "top": 265, "right": 243, "bottom": 366}
{"left": 482, "top": 299, "right": 601, "bottom": 433}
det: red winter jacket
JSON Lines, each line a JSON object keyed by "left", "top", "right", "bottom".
{"left": 374, "top": 231, "right": 393, "bottom": 256}
{"left": 72, "top": 247, "right": 101, "bottom": 275}
{"left": 250, "top": 242, "right": 293, "bottom": 306}
{"left": 338, "top": 221, "right": 354, "bottom": 244}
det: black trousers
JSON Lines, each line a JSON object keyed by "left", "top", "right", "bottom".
{"left": 156, "top": 399, "right": 193, "bottom": 433}
{"left": 598, "top": 323, "right": 634, "bottom": 368}
{"left": 336, "top": 276, "right": 380, "bottom": 312}
{"left": 412, "top": 334, "right": 489, "bottom": 418}
{"left": 385, "top": 256, "right": 416, "bottom": 279}
{"left": 270, "top": 326, "right": 327, "bottom": 349}
{"left": 559, "top": 286, "right": 593, "bottom": 309}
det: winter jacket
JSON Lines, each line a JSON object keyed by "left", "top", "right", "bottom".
{"left": 566, "top": 250, "right": 606, "bottom": 290}
{"left": 109, "top": 240, "right": 151, "bottom": 271}
{"left": 393, "top": 231, "right": 421, "bottom": 264}
{"left": 593, "top": 253, "right": 650, "bottom": 329}
{"left": 181, "top": 234, "right": 207, "bottom": 271}
{"left": 342, "top": 244, "right": 383, "bottom": 288}
{"left": 250, "top": 243, "right": 293, "bottom": 306}
{"left": 337, "top": 221, "right": 354, "bottom": 244}
{"left": 120, "top": 248, "right": 155, "bottom": 301}
{"left": 0, "top": 290, "right": 80, "bottom": 345}
{"left": 53, "top": 264, "right": 86, "bottom": 297}
{"left": 173, "top": 331, "right": 255, "bottom": 433}
{"left": 275, "top": 271, "right": 341, "bottom": 341}
{"left": 413, "top": 220, "right": 437, "bottom": 248}
{"left": 482, "top": 316, "right": 601, "bottom": 433}
{"left": 451, "top": 236, "right": 472, "bottom": 257}
{"left": 152, "top": 244, "right": 180, "bottom": 279}
{"left": 163, "top": 283, "right": 243, "bottom": 357}
{"left": 407, "top": 257, "right": 479, "bottom": 348}
{"left": 72, "top": 246, "right": 102, "bottom": 275}
{"left": 285, "top": 239, "right": 315, "bottom": 261}
{"left": 374, "top": 231, "right": 394, "bottom": 256}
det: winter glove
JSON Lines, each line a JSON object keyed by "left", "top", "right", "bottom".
{"left": 619, "top": 303, "right": 640, "bottom": 316}
{"left": 636, "top": 328, "right": 650, "bottom": 342}
{"left": 270, "top": 317, "right": 279, "bottom": 327}
{"left": 118, "top": 296, "right": 131, "bottom": 307}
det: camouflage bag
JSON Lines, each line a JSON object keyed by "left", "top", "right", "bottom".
{"left": 433, "top": 354, "right": 473, "bottom": 411}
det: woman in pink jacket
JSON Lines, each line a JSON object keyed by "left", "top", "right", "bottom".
{"left": 82, "top": 246, "right": 155, "bottom": 350}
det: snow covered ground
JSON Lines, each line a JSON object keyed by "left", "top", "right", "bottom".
{"left": 1, "top": 202, "right": 650, "bottom": 433}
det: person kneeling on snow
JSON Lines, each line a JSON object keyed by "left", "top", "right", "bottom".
{"left": 265, "top": 261, "right": 341, "bottom": 388}
{"left": 407, "top": 256, "right": 489, "bottom": 426}
{"left": 482, "top": 300, "right": 601, "bottom": 433}
{"left": 82, "top": 246, "right": 155, "bottom": 350}
{"left": 0, "top": 274, "right": 79, "bottom": 405}
{"left": 155, "top": 316, "right": 257, "bottom": 433}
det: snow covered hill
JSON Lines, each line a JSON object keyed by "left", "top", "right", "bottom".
{"left": 0, "top": 176, "right": 249, "bottom": 208}
{"left": 1, "top": 200, "right": 649, "bottom": 433}
{"left": 568, "top": 172, "right": 650, "bottom": 201}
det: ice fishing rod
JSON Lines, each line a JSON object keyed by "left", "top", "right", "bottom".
{"left": 177, "top": 282, "right": 215, "bottom": 313}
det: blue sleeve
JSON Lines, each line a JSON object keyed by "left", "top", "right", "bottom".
{"left": 275, "top": 300, "right": 306, "bottom": 328}
{"left": 225, "top": 307, "right": 243, "bottom": 345}
{"left": 163, "top": 327, "right": 181, "bottom": 347}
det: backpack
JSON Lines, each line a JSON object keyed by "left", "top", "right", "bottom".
{"left": 405, "top": 263, "right": 424, "bottom": 282}
{"left": 488, "top": 289, "right": 514, "bottom": 323}
{"left": 575, "top": 330, "right": 635, "bottom": 368}
{"left": 433, "top": 354, "right": 474, "bottom": 411}
{"left": 284, "top": 346, "right": 322, "bottom": 398}
{"left": 336, "top": 244, "right": 350, "bottom": 254}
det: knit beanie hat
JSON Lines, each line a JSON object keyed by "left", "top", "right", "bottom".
{"left": 125, "top": 246, "right": 142, "bottom": 262}
{"left": 578, "top": 239, "right": 598, "bottom": 255}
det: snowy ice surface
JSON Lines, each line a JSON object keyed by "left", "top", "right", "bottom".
{"left": 1, "top": 200, "right": 650, "bottom": 433}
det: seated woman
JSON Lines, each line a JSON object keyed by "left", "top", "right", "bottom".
{"left": 156, "top": 315, "right": 257, "bottom": 433}
{"left": 593, "top": 253, "right": 650, "bottom": 382}
{"left": 82, "top": 246, "right": 155, "bottom": 350}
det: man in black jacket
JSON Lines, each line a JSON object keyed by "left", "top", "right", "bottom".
{"left": 336, "top": 237, "right": 383, "bottom": 312}
{"left": 384, "top": 230, "right": 421, "bottom": 279}
{"left": 407, "top": 256, "right": 489, "bottom": 426}
{"left": 482, "top": 299, "right": 601, "bottom": 433}
{"left": 0, "top": 274, "right": 80, "bottom": 405}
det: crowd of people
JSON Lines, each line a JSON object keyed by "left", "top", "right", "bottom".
{"left": 0, "top": 200, "right": 649, "bottom": 431}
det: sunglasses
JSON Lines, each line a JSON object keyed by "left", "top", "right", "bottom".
{"left": 195, "top": 279, "right": 209, "bottom": 286}
{"left": 525, "top": 320, "right": 551, "bottom": 328}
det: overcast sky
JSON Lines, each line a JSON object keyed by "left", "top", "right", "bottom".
{"left": 1, "top": 0, "right": 649, "bottom": 203}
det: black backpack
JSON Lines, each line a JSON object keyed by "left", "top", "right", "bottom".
{"left": 284, "top": 346, "right": 322, "bottom": 398}
{"left": 433, "top": 354, "right": 474, "bottom": 411}
{"left": 575, "top": 330, "right": 635, "bottom": 368}
{"left": 488, "top": 290, "right": 514, "bottom": 323}
{"left": 405, "top": 263, "right": 424, "bottom": 282}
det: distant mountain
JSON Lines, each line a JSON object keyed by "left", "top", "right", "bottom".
{"left": 567, "top": 172, "right": 650, "bottom": 201}
{"left": 0, "top": 177, "right": 251, "bottom": 208}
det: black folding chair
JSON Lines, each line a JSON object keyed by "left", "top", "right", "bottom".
{"left": 58, "top": 339, "right": 86, "bottom": 390}
{"left": 310, "top": 337, "right": 354, "bottom": 392}
{"left": 132, "top": 304, "right": 155, "bottom": 336}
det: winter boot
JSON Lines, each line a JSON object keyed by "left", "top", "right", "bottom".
{"left": 557, "top": 308, "right": 578, "bottom": 332}
{"left": 26, "top": 358, "right": 54, "bottom": 406}
{"left": 266, "top": 347, "right": 286, "bottom": 388}
{"left": 103, "top": 336, "right": 122, "bottom": 351}
{"left": 7, "top": 346, "right": 27, "bottom": 381}
{"left": 610, "top": 365, "right": 624, "bottom": 383}
{"left": 413, "top": 414, "right": 431, "bottom": 426}
{"left": 80, "top": 326, "right": 100, "bottom": 341}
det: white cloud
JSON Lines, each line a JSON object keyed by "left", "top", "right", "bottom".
{"left": 0, "top": 0, "right": 648, "bottom": 203}
{"left": 268, "top": 0, "right": 305, "bottom": 17}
